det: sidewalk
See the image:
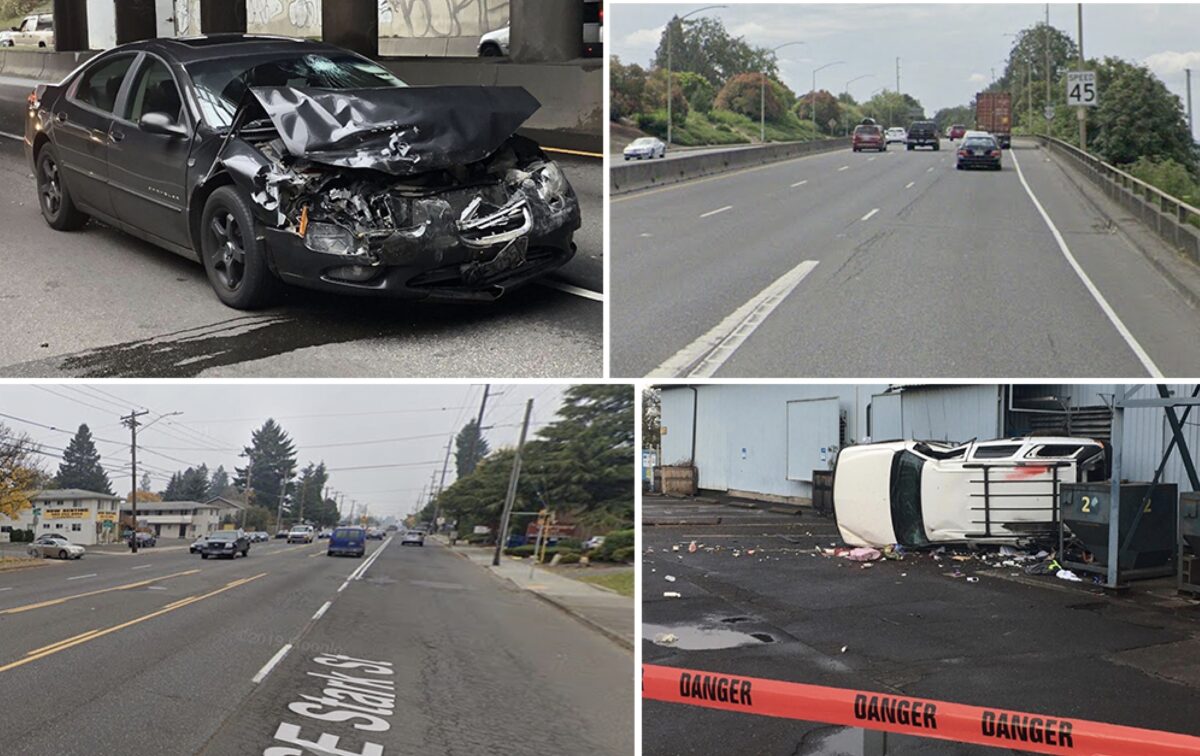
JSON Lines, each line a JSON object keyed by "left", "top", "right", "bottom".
{"left": 440, "top": 538, "right": 633, "bottom": 651}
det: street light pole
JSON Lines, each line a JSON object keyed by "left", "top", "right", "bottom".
{"left": 666, "top": 5, "right": 726, "bottom": 148}
{"left": 492, "top": 399, "right": 534, "bottom": 567}
{"left": 811, "top": 61, "right": 845, "bottom": 131}
{"left": 760, "top": 41, "right": 804, "bottom": 143}
{"left": 121, "top": 410, "right": 180, "bottom": 552}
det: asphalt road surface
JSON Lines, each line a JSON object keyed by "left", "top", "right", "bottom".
{"left": 612, "top": 138, "right": 1200, "bottom": 377}
{"left": 641, "top": 497, "right": 1200, "bottom": 755}
{"left": 0, "top": 76, "right": 602, "bottom": 378}
{"left": 0, "top": 536, "right": 632, "bottom": 756}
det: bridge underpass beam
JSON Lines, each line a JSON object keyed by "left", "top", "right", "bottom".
{"left": 510, "top": 0, "right": 582, "bottom": 63}
{"left": 52, "top": 0, "right": 88, "bottom": 51}
{"left": 322, "top": 0, "right": 377, "bottom": 58}
{"left": 200, "top": 0, "right": 246, "bottom": 33}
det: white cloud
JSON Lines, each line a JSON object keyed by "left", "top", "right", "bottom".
{"left": 1143, "top": 50, "right": 1200, "bottom": 77}
{"left": 623, "top": 26, "right": 664, "bottom": 48}
{"left": 967, "top": 73, "right": 987, "bottom": 84}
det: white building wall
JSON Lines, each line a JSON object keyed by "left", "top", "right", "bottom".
{"left": 87, "top": 0, "right": 118, "bottom": 50}
{"left": 890, "top": 385, "right": 1003, "bottom": 443}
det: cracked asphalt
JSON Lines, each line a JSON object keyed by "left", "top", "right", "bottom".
{"left": 641, "top": 497, "right": 1200, "bottom": 755}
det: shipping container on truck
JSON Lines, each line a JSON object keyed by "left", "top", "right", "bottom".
{"left": 976, "top": 92, "right": 1012, "bottom": 148}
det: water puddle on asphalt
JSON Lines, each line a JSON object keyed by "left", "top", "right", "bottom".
{"left": 644, "top": 621, "right": 775, "bottom": 649}
{"left": 795, "top": 726, "right": 880, "bottom": 755}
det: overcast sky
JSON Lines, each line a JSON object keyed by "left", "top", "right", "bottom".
{"left": 611, "top": 2, "right": 1200, "bottom": 139}
{"left": 0, "top": 384, "right": 577, "bottom": 521}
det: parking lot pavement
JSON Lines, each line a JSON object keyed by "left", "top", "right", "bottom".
{"left": 0, "top": 127, "right": 602, "bottom": 378}
{"left": 641, "top": 495, "right": 1200, "bottom": 755}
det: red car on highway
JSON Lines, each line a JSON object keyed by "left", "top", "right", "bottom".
{"left": 852, "top": 123, "right": 886, "bottom": 152}
{"left": 948, "top": 123, "right": 968, "bottom": 140}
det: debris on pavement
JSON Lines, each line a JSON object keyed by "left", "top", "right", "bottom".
{"left": 664, "top": 591, "right": 682, "bottom": 598}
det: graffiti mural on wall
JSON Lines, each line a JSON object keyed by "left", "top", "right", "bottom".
{"left": 174, "top": 0, "right": 200, "bottom": 35}
{"left": 247, "top": 0, "right": 321, "bottom": 35}
{"left": 379, "top": 0, "right": 509, "bottom": 39}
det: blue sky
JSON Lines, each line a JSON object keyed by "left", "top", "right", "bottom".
{"left": 611, "top": 3, "right": 1200, "bottom": 138}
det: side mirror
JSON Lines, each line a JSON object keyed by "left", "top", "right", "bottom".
{"left": 139, "top": 111, "right": 186, "bottom": 137}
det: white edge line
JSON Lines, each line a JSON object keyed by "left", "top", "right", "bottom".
{"left": 311, "top": 600, "right": 332, "bottom": 621}
{"left": 699, "top": 205, "right": 733, "bottom": 219}
{"left": 540, "top": 280, "right": 604, "bottom": 302}
{"left": 904, "top": 181, "right": 915, "bottom": 189}
{"left": 791, "top": 180, "right": 808, "bottom": 187}
{"left": 130, "top": 564, "right": 152, "bottom": 570}
{"left": 838, "top": 165, "right": 849, "bottom": 171}
{"left": 0, "top": 587, "right": 12, "bottom": 592}
{"left": 1010, "top": 149, "right": 1163, "bottom": 377}
{"left": 648, "top": 260, "right": 820, "bottom": 378}
{"left": 0, "top": 130, "right": 21, "bottom": 141}
{"left": 861, "top": 208, "right": 880, "bottom": 222}
{"left": 337, "top": 581, "right": 349, "bottom": 593}
{"left": 252, "top": 643, "right": 293, "bottom": 684}
{"left": 66, "top": 573, "right": 97, "bottom": 581}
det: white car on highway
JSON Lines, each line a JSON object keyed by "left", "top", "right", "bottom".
{"left": 833, "top": 437, "right": 1107, "bottom": 548}
{"left": 287, "top": 525, "right": 315, "bottom": 544}
{"left": 623, "top": 137, "right": 666, "bottom": 160}
{"left": 885, "top": 127, "right": 907, "bottom": 144}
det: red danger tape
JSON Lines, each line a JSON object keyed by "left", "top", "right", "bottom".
{"left": 643, "top": 664, "right": 1200, "bottom": 756}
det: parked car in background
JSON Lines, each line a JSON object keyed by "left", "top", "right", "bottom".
{"left": 275, "top": 529, "right": 289, "bottom": 539}
{"left": 852, "top": 123, "right": 886, "bottom": 152}
{"left": 948, "top": 123, "right": 968, "bottom": 141}
{"left": 287, "top": 525, "right": 315, "bottom": 544}
{"left": 327, "top": 526, "right": 366, "bottom": 558}
{"left": 906, "top": 120, "right": 941, "bottom": 150}
{"left": 622, "top": 136, "right": 666, "bottom": 160}
{"left": 583, "top": 536, "right": 605, "bottom": 551}
{"left": 477, "top": 25, "right": 509, "bottom": 56}
{"left": 127, "top": 532, "right": 156, "bottom": 548}
{"left": 190, "top": 535, "right": 209, "bottom": 553}
{"left": 0, "top": 14, "right": 53, "bottom": 48}
{"left": 28, "top": 534, "right": 85, "bottom": 559}
{"left": 199, "top": 530, "right": 250, "bottom": 559}
{"left": 317, "top": 528, "right": 333, "bottom": 539}
{"left": 956, "top": 131, "right": 1003, "bottom": 171}
{"left": 400, "top": 530, "right": 426, "bottom": 546}
{"left": 885, "top": 127, "right": 907, "bottom": 144}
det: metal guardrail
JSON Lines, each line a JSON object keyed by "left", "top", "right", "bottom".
{"left": 1037, "top": 134, "right": 1200, "bottom": 230}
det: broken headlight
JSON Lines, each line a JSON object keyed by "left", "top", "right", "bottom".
{"left": 304, "top": 222, "right": 355, "bottom": 256}
{"left": 535, "top": 161, "right": 569, "bottom": 203}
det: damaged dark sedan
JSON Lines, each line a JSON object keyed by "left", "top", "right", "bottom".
{"left": 24, "top": 35, "right": 581, "bottom": 308}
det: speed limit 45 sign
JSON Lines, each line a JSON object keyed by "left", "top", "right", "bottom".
{"left": 1067, "top": 71, "right": 1098, "bottom": 106}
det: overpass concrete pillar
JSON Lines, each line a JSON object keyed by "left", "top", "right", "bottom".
{"left": 113, "top": 0, "right": 157, "bottom": 44}
{"left": 322, "top": 0, "right": 377, "bottom": 58}
{"left": 510, "top": 0, "right": 581, "bottom": 63}
{"left": 52, "top": 0, "right": 89, "bottom": 51}
{"left": 200, "top": 0, "right": 246, "bottom": 33}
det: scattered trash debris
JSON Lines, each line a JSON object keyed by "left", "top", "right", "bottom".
{"left": 1056, "top": 569, "right": 1083, "bottom": 583}
{"left": 840, "top": 646, "right": 848, "bottom": 654}
{"left": 664, "top": 575, "right": 676, "bottom": 582}
{"left": 845, "top": 547, "right": 882, "bottom": 562}
{"left": 688, "top": 541, "right": 698, "bottom": 553}
{"left": 966, "top": 577, "right": 980, "bottom": 583}
{"left": 663, "top": 591, "right": 682, "bottom": 598}
{"left": 655, "top": 633, "right": 678, "bottom": 645}
{"left": 671, "top": 544, "right": 680, "bottom": 552}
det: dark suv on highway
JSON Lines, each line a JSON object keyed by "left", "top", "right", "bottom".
{"left": 905, "top": 120, "right": 940, "bottom": 150}
{"left": 25, "top": 35, "right": 580, "bottom": 309}
{"left": 198, "top": 530, "right": 250, "bottom": 559}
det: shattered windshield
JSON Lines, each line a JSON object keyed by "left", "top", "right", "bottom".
{"left": 889, "top": 450, "right": 929, "bottom": 547}
{"left": 186, "top": 53, "right": 407, "bottom": 128}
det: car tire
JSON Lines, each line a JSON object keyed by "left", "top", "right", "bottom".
{"left": 906, "top": 144, "right": 913, "bottom": 151}
{"left": 956, "top": 164, "right": 963, "bottom": 170}
{"left": 36, "top": 145, "right": 88, "bottom": 231}
{"left": 479, "top": 43, "right": 502, "bottom": 57}
{"left": 58, "top": 549, "right": 67, "bottom": 559}
{"left": 201, "top": 553, "right": 209, "bottom": 559}
{"left": 200, "top": 186, "right": 279, "bottom": 310}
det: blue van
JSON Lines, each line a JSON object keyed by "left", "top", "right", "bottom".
{"left": 327, "top": 526, "right": 366, "bottom": 558}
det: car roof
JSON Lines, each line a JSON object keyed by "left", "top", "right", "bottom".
{"left": 110, "top": 35, "right": 349, "bottom": 65}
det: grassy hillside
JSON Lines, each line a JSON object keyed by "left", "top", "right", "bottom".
{"left": 626, "top": 107, "right": 827, "bottom": 148}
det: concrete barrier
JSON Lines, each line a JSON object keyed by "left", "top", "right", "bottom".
{"left": 1039, "top": 135, "right": 1200, "bottom": 264}
{"left": 611, "top": 137, "right": 852, "bottom": 195}
{"left": 0, "top": 49, "right": 96, "bottom": 82}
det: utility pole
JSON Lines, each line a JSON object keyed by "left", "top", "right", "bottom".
{"left": 1076, "top": 3, "right": 1086, "bottom": 149}
{"left": 430, "top": 436, "right": 453, "bottom": 532}
{"left": 1186, "top": 68, "right": 1194, "bottom": 144}
{"left": 895, "top": 56, "right": 900, "bottom": 95}
{"left": 240, "top": 453, "right": 254, "bottom": 529}
{"left": 492, "top": 398, "right": 534, "bottom": 567}
{"left": 297, "top": 475, "right": 310, "bottom": 524}
{"left": 274, "top": 469, "right": 288, "bottom": 535}
{"left": 465, "top": 384, "right": 490, "bottom": 478}
{"left": 121, "top": 410, "right": 149, "bottom": 553}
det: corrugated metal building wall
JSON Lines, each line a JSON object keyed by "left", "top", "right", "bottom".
{"left": 658, "top": 384, "right": 1199, "bottom": 503}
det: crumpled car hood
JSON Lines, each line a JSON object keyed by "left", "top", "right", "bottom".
{"left": 248, "top": 84, "right": 541, "bottom": 176}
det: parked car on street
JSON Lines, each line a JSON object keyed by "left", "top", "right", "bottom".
{"left": 275, "top": 529, "right": 289, "bottom": 539}
{"left": 885, "top": 127, "right": 907, "bottom": 144}
{"left": 477, "top": 25, "right": 509, "bottom": 56}
{"left": 905, "top": 120, "right": 941, "bottom": 150}
{"left": 28, "top": 534, "right": 85, "bottom": 559}
{"left": 25, "top": 35, "right": 581, "bottom": 310}
{"left": 400, "top": 529, "right": 426, "bottom": 546}
{"left": 317, "top": 528, "right": 333, "bottom": 539}
{"left": 327, "top": 526, "right": 366, "bottom": 558}
{"left": 287, "top": 525, "right": 315, "bottom": 544}
{"left": 956, "top": 131, "right": 1003, "bottom": 171}
{"left": 0, "top": 14, "right": 53, "bottom": 48}
{"left": 622, "top": 137, "right": 666, "bottom": 160}
{"left": 583, "top": 536, "right": 605, "bottom": 551}
{"left": 127, "top": 532, "right": 156, "bottom": 547}
{"left": 833, "top": 437, "right": 1107, "bottom": 548}
{"left": 852, "top": 123, "right": 886, "bottom": 152}
{"left": 199, "top": 530, "right": 250, "bottom": 558}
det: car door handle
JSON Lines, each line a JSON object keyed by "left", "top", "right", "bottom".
{"left": 110, "top": 129, "right": 125, "bottom": 143}
{"left": 54, "top": 111, "right": 67, "bottom": 124}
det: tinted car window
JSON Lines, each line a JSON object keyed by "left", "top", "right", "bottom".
{"left": 854, "top": 125, "right": 880, "bottom": 136}
{"left": 74, "top": 55, "right": 136, "bottom": 113}
{"left": 962, "top": 137, "right": 996, "bottom": 149}
{"left": 973, "top": 444, "right": 1021, "bottom": 458}
{"left": 186, "top": 52, "right": 408, "bottom": 128}
{"left": 889, "top": 451, "right": 929, "bottom": 547}
{"left": 126, "top": 58, "right": 183, "bottom": 123}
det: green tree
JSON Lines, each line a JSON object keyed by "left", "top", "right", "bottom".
{"left": 0, "top": 423, "right": 42, "bottom": 521}
{"left": 677, "top": 70, "right": 715, "bottom": 114}
{"left": 1128, "top": 157, "right": 1199, "bottom": 205}
{"left": 55, "top": 424, "right": 113, "bottom": 494}
{"left": 862, "top": 91, "right": 924, "bottom": 128}
{"left": 454, "top": 418, "right": 491, "bottom": 479}
{"left": 208, "top": 465, "right": 229, "bottom": 499}
{"left": 933, "top": 104, "right": 976, "bottom": 133}
{"left": 652, "top": 16, "right": 777, "bottom": 88}
{"left": 642, "top": 387, "right": 661, "bottom": 450}
{"left": 234, "top": 419, "right": 297, "bottom": 518}
{"left": 610, "top": 56, "right": 648, "bottom": 121}
{"left": 644, "top": 69, "right": 690, "bottom": 128}
{"left": 291, "top": 462, "right": 331, "bottom": 524}
{"left": 715, "top": 72, "right": 783, "bottom": 122}
{"left": 1086, "top": 57, "right": 1197, "bottom": 171}
{"left": 998, "top": 22, "right": 1079, "bottom": 129}
{"left": 163, "top": 465, "right": 209, "bottom": 501}
{"left": 796, "top": 90, "right": 842, "bottom": 134}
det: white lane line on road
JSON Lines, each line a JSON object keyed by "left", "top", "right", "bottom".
{"left": 66, "top": 573, "right": 97, "bottom": 581}
{"left": 699, "top": 205, "right": 733, "bottom": 219}
{"left": 838, "top": 165, "right": 849, "bottom": 171}
{"left": 337, "top": 581, "right": 349, "bottom": 592}
{"left": 0, "top": 130, "right": 21, "bottom": 141}
{"left": 539, "top": 280, "right": 605, "bottom": 302}
{"left": 130, "top": 565, "right": 152, "bottom": 570}
{"left": 648, "top": 260, "right": 820, "bottom": 378}
{"left": 252, "top": 643, "right": 293, "bottom": 684}
{"left": 905, "top": 181, "right": 915, "bottom": 189}
{"left": 861, "top": 208, "right": 880, "bottom": 222}
{"left": 311, "top": 601, "right": 332, "bottom": 621}
{"left": 791, "top": 180, "right": 808, "bottom": 187}
{"left": 867, "top": 157, "right": 876, "bottom": 162}
{"left": 926, "top": 166, "right": 934, "bottom": 173}
{"left": 0, "top": 587, "right": 12, "bottom": 592}
{"left": 1010, "top": 149, "right": 1163, "bottom": 377}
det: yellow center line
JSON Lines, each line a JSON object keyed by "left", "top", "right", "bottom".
{"left": 25, "top": 628, "right": 102, "bottom": 657}
{"left": 543, "top": 146, "right": 602, "bottom": 159}
{"left": 0, "top": 572, "right": 269, "bottom": 675}
{"left": 0, "top": 568, "right": 202, "bottom": 616}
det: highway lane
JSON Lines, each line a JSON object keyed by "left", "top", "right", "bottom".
{"left": 0, "top": 77, "right": 602, "bottom": 378}
{"left": 611, "top": 139, "right": 1200, "bottom": 377}
{"left": 0, "top": 537, "right": 633, "bottom": 755}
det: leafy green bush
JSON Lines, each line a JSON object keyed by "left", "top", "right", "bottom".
{"left": 596, "top": 529, "right": 634, "bottom": 561}
{"left": 1127, "top": 156, "right": 1200, "bottom": 206}
{"left": 611, "top": 546, "right": 636, "bottom": 563}
{"left": 505, "top": 544, "right": 537, "bottom": 558}
{"left": 556, "top": 552, "right": 582, "bottom": 565}
{"left": 555, "top": 538, "right": 583, "bottom": 551}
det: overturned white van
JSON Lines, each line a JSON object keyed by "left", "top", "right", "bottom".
{"left": 832, "top": 437, "right": 1107, "bottom": 548}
